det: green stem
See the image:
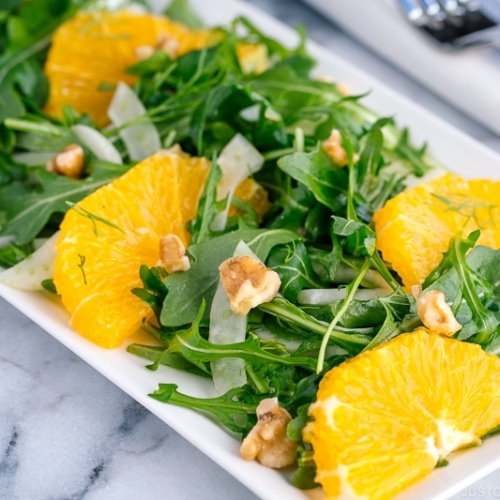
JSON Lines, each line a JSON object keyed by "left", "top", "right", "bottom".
{"left": 245, "top": 364, "right": 267, "bottom": 394}
{"left": 4, "top": 118, "right": 68, "bottom": 137}
{"left": 317, "top": 260, "right": 370, "bottom": 373}
{"left": 0, "top": 34, "right": 52, "bottom": 83}
{"left": 258, "top": 298, "right": 370, "bottom": 349}
{"left": 259, "top": 298, "right": 327, "bottom": 336}
{"left": 263, "top": 147, "right": 296, "bottom": 161}
{"left": 369, "top": 251, "right": 400, "bottom": 291}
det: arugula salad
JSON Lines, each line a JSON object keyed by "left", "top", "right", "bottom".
{"left": 1, "top": 0, "right": 500, "bottom": 498}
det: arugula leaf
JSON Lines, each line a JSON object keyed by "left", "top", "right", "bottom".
{"left": 393, "top": 127, "right": 429, "bottom": 177}
{"left": 131, "top": 265, "right": 168, "bottom": 322}
{"left": 277, "top": 144, "right": 348, "bottom": 212}
{"left": 0, "top": 169, "right": 117, "bottom": 244}
{"left": 293, "top": 446, "right": 317, "bottom": 490}
{"left": 0, "top": 241, "right": 34, "bottom": 267}
{"left": 261, "top": 169, "right": 316, "bottom": 232}
{"left": 164, "top": 0, "right": 204, "bottom": 29}
{"left": 319, "top": 290, "right": 411, "bottom": 329}
{"left": 267, "top": 241, "right": 325, "bottom": 302}
{"left": 150, "top": 383, "right": 259, "bottom": 434}
{"left": 0, "top": 0, "right": 80, "bottom": 121}
{"left": 259, "top": 297, "right": 371, "bottom": 355}
{"left": 0, "top": 151, "right": 26, "bottom": 187}
{"left": 168, "top": 327, "right": 317, "bottom": 371}
{"left": 423, "top": 234, "right": 500, "bottom": 344}
{"left": 127, "top": 344, "right": 211, "bottom": 378}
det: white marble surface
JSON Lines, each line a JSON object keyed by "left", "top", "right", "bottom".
{"left": 1, "top": 1, "right": 500, "bottom": 499}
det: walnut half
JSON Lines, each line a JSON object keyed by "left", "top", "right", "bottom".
{"left": 219, "top": 255, "right": 280, "bottom": 316}
{"left": 240, "top": 398, "right": 298, "bottom": 469}
{"left": 157, "top": 234, "right": 190, "bottom": 274}
{"left": 412, "top": 286, "right": 462, "bottom": 336}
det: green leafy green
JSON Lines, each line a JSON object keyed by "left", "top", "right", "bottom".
{"left": 0, "top": 169, "right": 118, "bottom": 244}
{"left": 423, "top": 232, "right": 500, "bottom": 345}
{"left": 277, "top": 144, "right": 348, "bottom": 212}
{"left": 164, "top": 0, "right": 204, "bottom": 29}
{"left": 267, "top": 241, "right": 324, "bottom": 302}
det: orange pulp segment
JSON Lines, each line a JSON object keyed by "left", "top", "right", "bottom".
{"left": 304, "top": 328, "right": 500, "bottom": 500}
{"left": 53, "top": 149, "right": 210, "bottom": 348}
{"left": 44, "top": 10, "right": 217, "bottom": 127}
{"left": 230, "top": 178, "right": 270, "bottom": 221}
{"left": 373, "top": 173, "right": 500, "bottom": 288}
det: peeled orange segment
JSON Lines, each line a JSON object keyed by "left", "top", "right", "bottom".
{"left": 53, "top": 150, "right": 210, "bottom": 348}
{"left": 304, "top": 328, "right": 500, "bottom": 500}
{"left": 373, "top": 173, "right": 500, "bottom": 288}
{"left": 44, "top": 11, "right": 216, "bottom": 127}
{"left": 230, "top": 178, "right": 270, "bottom": 221}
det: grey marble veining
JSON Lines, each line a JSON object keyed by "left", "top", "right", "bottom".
{"left": 1, "top": 1, "right": 500, "bottom": 500}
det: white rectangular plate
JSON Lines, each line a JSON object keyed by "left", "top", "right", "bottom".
{"left": 2, "top": 1, "right": 500, "bottom": 499}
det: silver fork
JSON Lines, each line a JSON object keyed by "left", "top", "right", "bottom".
{"left": 397, "top": 0, "right": 500, "bottom": 48}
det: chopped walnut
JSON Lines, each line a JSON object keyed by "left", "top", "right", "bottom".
{"left": 157, "top": 234, "right": 190, "bottom": 274}
{"left": 135, "top": 45, "right": 155, "bottom": 61}
{"left": 135, "top": 35, "right": 179, "bottom": 62}
{"left": 337, "top": 82, "right": 350, "bottom": 96}
{"left": 315, "top": 76, "right": 349, "bottom": 95}
{"left": 322, "top": 129, "right": 359, "bottom": 167}
{"left": 240, "top": 398, "right": 298, "bottom": 469}
{"left": 156, "top": 34, "right": 180, "bottom": 59}
{"left": 219, "top": 256, "right": 280, "bottom": 316}
{"left": 412, "top": 286, "right": 462, "bottom": 336}
{"left": 46, "top": 144, "right": 85, "bottom": 179}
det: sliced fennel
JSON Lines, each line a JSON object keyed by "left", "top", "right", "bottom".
{"left": 208, "top": 240, "right": 260, "bottom": 395}
{"left": 108, "top": 81, "right": 161, "bottom": 161}
{"left": 211, "top": 134, "right": 265, "bottom": 231}
{"left": 72, "top": 125, "right": 122, "bottom": 164}
{"left": 0, "top": 232, "right": 59, "bottom": 290}
{"left": 297, "top": 287, "right": 391, "bottom": 306}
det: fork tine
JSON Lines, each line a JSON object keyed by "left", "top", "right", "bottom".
{"left": 458, "top": 0, "right": 481, "bottom": 12}
{"left": 397, "top": 0, "right": 427, "bottom": 25}
{"left": 437, "top": 0, "right": 465, "bottom": 15}
{"left": 397, "top": 0, "right": 500, "bottom": 48}
{"left": 415, "top": 0, "right": 447, "bottom": 27}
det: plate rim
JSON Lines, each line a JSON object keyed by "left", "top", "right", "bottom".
{"left": 2, "top": 0, "right": 500, "bottom": 499}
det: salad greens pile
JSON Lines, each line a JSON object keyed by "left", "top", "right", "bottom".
{"left": 1, "top": 0, "right": 500, "bottom": 489}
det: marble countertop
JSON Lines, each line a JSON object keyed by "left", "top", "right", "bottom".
{"left": 2, "top": 1, "right": 500, "bottom": 499}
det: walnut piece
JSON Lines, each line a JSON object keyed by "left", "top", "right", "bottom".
{"left": 135, "top": 45, "right": 155, "bottom": 61}
{"left": 322, "top": 129, "right": 359, "bottom": 167}
{"left": 135, "top": 35, "right": 179, "bottom": 62}
{"left": 412, "top": 285, "right": 462, "bottom": 336}
{"left": 157, "top": 234, "right": 190, "bottom": 274}
{"left": 156, "top": 34, "right": 179, "bottom": 59}
{"left": 240, "top": 398, "right": 298, "bottom": 469}
{"left": 46, "top": 144, "right": 85, "bottom": 179}
{"left": 219, "top": 256, "right": 280, "bottom": 316}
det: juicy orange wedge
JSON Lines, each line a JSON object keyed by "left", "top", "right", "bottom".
{"left": 44, "top": 10, "right": 216, "bottom": 127}
{"left": 373, "top": 173, "right": 500, "bottom": 288}
{"left": 53, "top": 149, "right": 210, "bottom": 348}
{"left": 230, "top": 177, "right": 270, "bottom": 221}
{"left": 304, "top": 328, "right": 500, "bottom": 500}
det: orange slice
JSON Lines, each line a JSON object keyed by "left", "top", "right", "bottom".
{"left": 44, "top": 10, "right": 216, "bottom": 127}
{"left": 230, "top": 177, "right": 270, "bottom": 221}
{"left": 373, "top": 173, "right": 500, "bottom": 288}
{"left": 304, "top": 328, "right": 500, "bottom": 500}
{"left": 53, "top": 149, "right": 210, "bottom": 348}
